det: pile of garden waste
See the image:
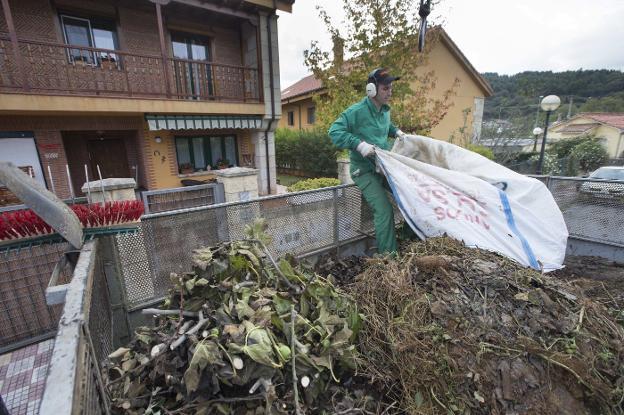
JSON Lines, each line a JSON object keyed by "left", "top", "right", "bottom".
{"left": 104, "top": 221, "right": 373, "bottom": 414}
{"left": 105, "top": 223, "right": 624, "bottom": 414}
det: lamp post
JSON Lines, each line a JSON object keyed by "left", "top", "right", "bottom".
{"left": 536, "top": 95, "right": 561, "bottom": 175}
{"left": 532, "top": 127, "right": 543, "bottom": 152}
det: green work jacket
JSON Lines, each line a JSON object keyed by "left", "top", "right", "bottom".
{"left": 328, "top": 97, "right": 398, "bottom": 177}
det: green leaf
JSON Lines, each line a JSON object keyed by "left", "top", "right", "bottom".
{"left": 235, "top": 299, "right": 255, "bottom": 320}
{"left": 192, "top": 248, "right": 213, "bottom": 271}
{"left": 242, "top": 321, "right": 281, "bottom": 368}
{"left": 272, "top": 294, "right": 292, "bottom": 315}
{"left": 184, "top": 341, "right": 223, "bottom": 394}
{"left": 414, "top": 391, "right": 424, "bottom": 408}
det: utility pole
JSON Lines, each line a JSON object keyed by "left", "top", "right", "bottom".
{"left": 567, "top": 96, "right": 573, "bottom": 119}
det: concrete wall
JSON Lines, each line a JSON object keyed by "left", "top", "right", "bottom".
{"left": 280, "top": 97, "right": 316, "bottom": 130}
{"left": 414, "top": 37, "right": 488, "bottom": 144}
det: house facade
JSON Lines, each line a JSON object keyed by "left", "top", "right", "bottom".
{"left": 279, "top": 29, "right": 493, "bottom": 143}
{"left": 548, "top": 113, "right": 624, "bottom": 158}
{"left": 0, "top": 0, "right": 293, "bottom": 204}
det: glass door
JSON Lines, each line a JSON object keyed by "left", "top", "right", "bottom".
{"left": 172, "top": 33, "right": 214, "bottom": 99}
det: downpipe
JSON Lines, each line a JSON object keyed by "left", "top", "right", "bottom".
{"left": 264, "top": 7, "right": 277, "bottom": 194}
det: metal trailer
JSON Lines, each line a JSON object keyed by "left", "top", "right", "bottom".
{"left": 6, "top": 177, "right": 622, "bottom": 413}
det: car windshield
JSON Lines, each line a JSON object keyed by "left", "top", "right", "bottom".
{"left": 590, "top": 168, "right": 624, "bottom": 180}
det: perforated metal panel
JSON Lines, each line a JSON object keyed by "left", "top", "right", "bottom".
{"left": 549, "top": 177, "right": 624, "bottom": 246}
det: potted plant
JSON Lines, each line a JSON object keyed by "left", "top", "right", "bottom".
{"left": 100, "top": 54, "right": 118, "bottom": 71}
{"left": 216, "top": 158, "right": 230, "bottom": 169}
{"left": 179, "top": 163, "right": 194, "bottom": 174}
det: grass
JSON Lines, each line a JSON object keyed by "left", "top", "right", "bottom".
{"left": 276, "top": 174, "right": 304, "bottom": 187}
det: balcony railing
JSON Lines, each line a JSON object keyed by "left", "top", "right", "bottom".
{"left": 0, "top": 34, "right": 260, "bottom": 102}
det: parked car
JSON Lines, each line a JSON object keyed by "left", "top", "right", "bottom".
{"left": 579, "top": 166, "right": 624, "bottom": 198}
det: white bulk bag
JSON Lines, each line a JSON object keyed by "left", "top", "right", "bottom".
{"left": 375, "top": 135, "right": 568, "bottom": 271}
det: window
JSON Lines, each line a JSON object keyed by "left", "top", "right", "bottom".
{"left": 287, "top": 111, "right": 295, "bottom": 126}
{"left": 60, "top": 14, "right": 119, "bottom": 66}
{"left": 307, "top": 106, "right": 316, "bottom": 124}
{"left": 175, "top": 135, "right": 238, "bottom": 173}
{"left": 171, "top": 33, "right": 213, "bottom": 98}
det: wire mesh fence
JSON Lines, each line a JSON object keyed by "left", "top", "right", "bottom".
{"left": 549, "top": 177, "right": 624, "bottom": 246}
{"left": 0, "top": 243, "right": 71, "bottom": 351}
{"left": 116, "top": 185, "right": 376, "bottom": 309}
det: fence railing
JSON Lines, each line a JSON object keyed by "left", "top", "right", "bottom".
{"left": 117, "top": 184, "right": 375, "bottom": 309}
{"left": 141, "top": 182, "right": 225, "bottom": 214}
{"left": 0, "top": 242, "right": 71, "bottom": 351}
{"left": 40, "top": 240, "right": 113, "bottom": 415}
{"left": 0, "top": 35, "right": 260, "bottom": 103}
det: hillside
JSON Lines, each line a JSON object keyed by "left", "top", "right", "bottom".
{"left": 481, "top": 70, "right": 624, "bottom": 138}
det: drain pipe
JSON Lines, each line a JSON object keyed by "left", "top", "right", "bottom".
{"left": 263, "top": 7, "right": 277, "bottom": 194}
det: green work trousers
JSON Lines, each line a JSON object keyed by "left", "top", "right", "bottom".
{"left": 353, "top": 172, "right": 397, "bottom": 254}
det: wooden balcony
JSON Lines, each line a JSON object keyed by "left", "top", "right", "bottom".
{"left": 0, "top": 34, "right": 261, "bottom": 103}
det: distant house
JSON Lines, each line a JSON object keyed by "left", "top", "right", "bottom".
{"left": 548, "top": 113, "right": 624, "bottom": 158}
{"left": 279, "top": 28, "right": 494, "bottom": 142}
{"left": 480, "top": 138, "right": 537, "bottom": 155}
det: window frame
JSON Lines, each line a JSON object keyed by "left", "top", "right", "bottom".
{"left": 175, "top": 135, "right": 239, "bottom": 174}
{"left": 287, "top": 111, "right": 295, "bottom": 126}
{"left": 60, "top": 13, "right": 120, "bottom": 67}
{"left": 307, "top": 106, "right": 316, "bottom": 124}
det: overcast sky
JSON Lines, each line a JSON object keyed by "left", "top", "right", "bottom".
{"left": 277, "top": 0, "right": 624, "bottom": 89}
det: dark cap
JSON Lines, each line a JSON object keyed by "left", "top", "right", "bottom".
{"left": 369, "top": 68, "right": 401, "bottom": 85}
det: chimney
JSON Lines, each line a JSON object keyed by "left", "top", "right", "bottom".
{"left": 332, "top": 34, "right": 344, "bottom": 67}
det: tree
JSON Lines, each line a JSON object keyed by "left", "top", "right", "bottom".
{"left": 303, "top": 0, "right": 459, "bottom": 135}
{"left": 569, "top": 139, "right": 609, "bottom": 173}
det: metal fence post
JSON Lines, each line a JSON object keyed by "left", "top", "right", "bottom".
{"left": 333, "top": 188, "right": 339, "bottom": 257}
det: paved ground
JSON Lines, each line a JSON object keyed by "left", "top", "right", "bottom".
{"left": 0, "top": 339, "right": 54, "bottom": 415}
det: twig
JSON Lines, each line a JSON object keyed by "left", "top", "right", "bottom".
{"left": 575, "top": 305, "right": 586, "bottom": 333}
{"left": 177, "top": 277, "right": 185, "bottom": 333}
{"left": 249, "top": 238, "right": 301, "bottom": 293}
{"left": 140, "top": 308, "right": 198, "bottom": 318}
{"left": 291, "top": 305, "right": 302, "bottom": 415}
{"left": 168, "top": 394, "right": 265, "bottom": 414}
{"left": 170, "top": 311, "right": 209, "bottom": 350}
{"left": 430, "top": 387, "right": 452, "bottom": 413}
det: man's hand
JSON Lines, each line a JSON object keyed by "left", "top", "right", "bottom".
{"left": 356, "top": 141, "right": 375, "bottom": 158}
{"left": 396, "top": 129, "right": 406, "bottom": 140}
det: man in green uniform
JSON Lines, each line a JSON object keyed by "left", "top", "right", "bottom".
{"left": 328, "top": 68, "right": 405, "bottom": 254}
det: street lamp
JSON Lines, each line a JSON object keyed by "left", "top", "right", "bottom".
{"left": 536, "top": 95, "right": 561, "bottom": 175}
{"left": 532, "top": 127, "right": 543, "bottom": 152}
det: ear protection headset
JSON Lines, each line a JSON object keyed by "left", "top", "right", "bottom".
{"left": 366, "top": 68, "right": 382, "bottom": 98}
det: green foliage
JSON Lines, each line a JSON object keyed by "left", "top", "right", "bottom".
{"left": 529, "top": 153, "right": 560, "bottom": 175}
{"left": 275, "top": 128, "right": 338, "bottom": 177}
{"left": 288, "top": 177, "right": 341, "bottom": 192}
{"left": 579, "top": 91, "right": 624, "bottom": 112}
{"left": 569, "top": 139, "right": 609, "bottom": 173}
{"left": 466, "top": 144, "right": 494, "bottom": 160}
{"left": 548, "top": 136, "right": 589, "bottom": 159}
{"left": 303, "top": 0, "right": 458, "bottom": 133}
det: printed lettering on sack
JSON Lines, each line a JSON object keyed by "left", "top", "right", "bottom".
{"left": 404, "top": 171, "right": 491, "bottom": 231}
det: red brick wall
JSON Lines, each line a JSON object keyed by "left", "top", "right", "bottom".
{"left": 35, "top": 130, "right": 71, "bottom": 198}
{"left": 0, "top": 115, "right": 145, "bottom": 198}
{"left": 3, "top": 0, "right": 245, "bottom": 64}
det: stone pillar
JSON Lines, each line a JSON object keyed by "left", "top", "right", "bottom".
{"left": 81, "top": 178, "right": 137, "bottom": 204}
{"left": 337, "top": 158, "right": 353, "bottom": 184}
{"left": 252, "top": 131, "right": 277, "bottom": 195}
{"left": 215, "top": 167, "right": 259, "bottom": 202}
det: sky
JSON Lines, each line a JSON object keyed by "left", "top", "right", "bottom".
{"left": 277, "top": 0, "right": 624, "bottom": 89}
